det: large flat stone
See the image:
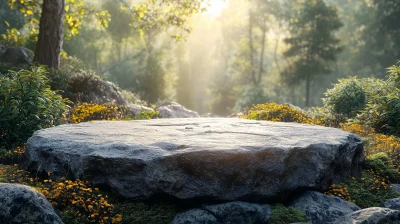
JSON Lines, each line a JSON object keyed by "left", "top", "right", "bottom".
{"left": 25, "top": 118, "right": 364, "bottom": 201}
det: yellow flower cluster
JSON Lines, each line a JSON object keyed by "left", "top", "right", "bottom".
{"left": 246, "top": 103, "right": 317, "bottom": 124}
{"left": 71, "top": 103, "right": 119, "bottom": 124}
{"left": 341, "top": 123, "right": 400, "bottom": 161}
{"left": 0, "top": 146, "right": 26, "bottom": 164}
{"left": 325, "top": 170, "right": 392, "bottom": 204}
{"left": 0, "top": 164, "right": 122, "bottom": 223}
{"left": 325, "top": 184, "right": 351, "bottom": 202}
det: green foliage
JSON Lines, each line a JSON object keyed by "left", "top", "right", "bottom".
{"left": 268, "top": 204, "right": 309, "bottom": 224}
{"left": 246, "top": 102, "right": 316, "bottom": 124}
{"left": 120, "top": 90, "right": 142, "bottom": 105}
{"left": 326, "top": 169, "right": 400, "bottom": 208}
{"left": 0, "top": 62, "right": 29, "bottom": 77}
{"left": 323, "top": 77, "right": 366, "bottom": 118}
{"left": 308, "top": 106, "right": 345, "bottom": 128}
{"left": 70, "top": 103, "right": 159, "bottom": 124}
{"left": 356, "top": 65, "right": 400, "bottom": 136}
{"left": 234, "top": 85, "right": 268, "bottom": 112}
{"left": 365, "top": 153, "right": 400, "bottom": 183}
{"left": 283, "top": 0, "right": 343, "bottom": 107}
{"left": 113, "top": 202, "right": 177, "bottom": 224}
{"left": 0, "top": 67, "right": 68, "bottom": 149}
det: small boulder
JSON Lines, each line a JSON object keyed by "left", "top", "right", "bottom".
{"left": 172, "top": 202, "right": 271, "bottom": 224}
{"left": 383, "top": 198, "right": 400, "bottom": 210}
{"left": 0, "top": 47, "right": 33, "bottom": 65}
{"left": 289, "top": 191, "right": 360, "bottom": 224}
{"left": 0, "top": 183, "right": 63, "bottom": 224}
{"left": 203, "top": 201, "right": 271, "bottom": 224}
{"left": 126, "top": 104, "right": 155, "bottom": 117}
{"left": 171, "top": 209, "right": 218, "bottom": 224}
{"left": 156, "top": 102, "right": 200, "bottom": 118}
{"left": 391, "top": 184, "right": 400, "bottom": 193}
{"left": 334, "top": 207, "right": 400, "bottom": 224}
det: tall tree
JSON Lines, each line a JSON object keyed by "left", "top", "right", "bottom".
{"left": 5, "top": 0, "right": 207, "bottom": 69}
{"left": 34, "top": 0, "right": 64, "bottom": 69}
{"left": 283, "top": 0, "right": 342, "bottom": 107}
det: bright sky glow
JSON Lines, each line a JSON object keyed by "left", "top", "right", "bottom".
{"left": 206, "top": 0, "right": 229, "bottom": 18}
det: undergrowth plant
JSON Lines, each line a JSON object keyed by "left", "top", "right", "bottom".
{"left": 0, "top": 67, "right": 68, "bottom": 149}
{"left": 246, "top": 102, "right": 316, "bottom": 124}
{"left": 0, "top": 164, "right": 122, "bottom": 224}
{"left": 70, "top": 103, "right": 159, "bottom": 124}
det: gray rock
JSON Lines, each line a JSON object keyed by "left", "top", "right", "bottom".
{"left": 334, "top": 207, "right": 400, "bottom": 224}
{"left": 26, "top": 118, "right": 364, "bottom": 200}
{"left": 171, "top": 209, "right": 218, "bottom": 224}
{"left": 156, "top": 102, "right": 200, "bottom": 118}
{"left": 126, "top": 104, "right": 155, "bottom": 117}
{"left": 172, "top": 202, "right": 271, "bottom": 224}
{"left": 352, "top": 207, "right": 400, "bottom": 224}
{"left": 383, "top": 198, "right": 400, "bottom": 210}
{"left": 0, "top": 183, "right": 63, "bottom": 224}
{"left": 0, "top": 47, "right": 33, "bottom": 65}
{"left": 391, "top": 184, "right": 400, "bottom": 193}
{"left": 289, "top": 191, "right": 360, "bottom": 224}
{"left": 203, "top": 201, "right": 271, "bottom": 224}
{"left": 202, "top": 113, "right": 219, "bottom": 118}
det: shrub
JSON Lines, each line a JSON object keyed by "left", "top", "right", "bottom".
{"left": 309, "top": 106, "right": 346, "bottom": 128}
{"left": 341, "top": 123, "right": 400, "bottom": 165}
{"left": 0, "top": 67, "right": 68, "bottom": 149}
{"left": 325, "top": 170, "right": 399, "bottom": 208}
{"left": 353, "top": 66, "right": 400, "bottom": 136}
{"left": 246, "top": 102, "right": 316, "bottom": 124}
{"left": 268, "top": 204, "right": 309, "bottom": 224}
{"left": 120, "top": 90, "right": 142, "bottom": 105}
{"left": 323, "top": 77, "right": 366, "bottom": 119}
{"left": 364, "top": 153, "right": 400, "bottom": 183}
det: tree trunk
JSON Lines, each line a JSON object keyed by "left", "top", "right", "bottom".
{"left": 305, "top": 74, "right": 311, "bottom": 108}
{"left": 248, "top": 6, "right": 256, "bottom": 86}
{"left": 257, "top": 23, "right": 267, "bottom": 85}
{"left": 34, "top": 0, "right": 64, "bottom": 69}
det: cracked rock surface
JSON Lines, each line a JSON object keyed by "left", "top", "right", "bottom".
{"left": 26, "top": 118, "right": 363, "bottom": 201}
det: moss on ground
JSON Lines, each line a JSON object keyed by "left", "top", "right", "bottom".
{"left": 268, "top": 204, "right": 309, "bottom": 224}
{"left": 113, "top": 202, "right": 178, "bottom": 224}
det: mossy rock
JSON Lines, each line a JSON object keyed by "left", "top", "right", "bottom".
{"left": 268, "top": 204, "right": 309, "bottom": 224}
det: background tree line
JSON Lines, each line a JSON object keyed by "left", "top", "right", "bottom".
{"left": 1, "top": 0, "right": 399, "bottom": 116}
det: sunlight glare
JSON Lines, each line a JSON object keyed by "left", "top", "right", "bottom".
{"left": 206, "top": 0, "right": 228, "bottom": 18}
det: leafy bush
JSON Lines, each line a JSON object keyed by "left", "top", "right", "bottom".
{"left": 325, "top": 170, "right": 399, "bottom": 208}
{"left": 52, "top": 57, "right": 127, "bottom": 105}
{"left": 364, "top": 153, "right": 400, "bottom": 183}
{"left": 120, "top": 89, "right": 142, "bottom": 105}
{"left": 350, "top": 65, "right": 400, "bottom": 136}
{"left": 268, "top": 204, "right": 309, "bottom": 224}
{"left": 246, "top": 102, "right": 316, "bottom": 124}
{"left": 323, "top": 77, "right": 366, "bottom": 118}
{"left": 0, "top": 67, "right": 68, "bottom": 149}
{"left": 309, "top": 106, "right": 346, "bottom": 128}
